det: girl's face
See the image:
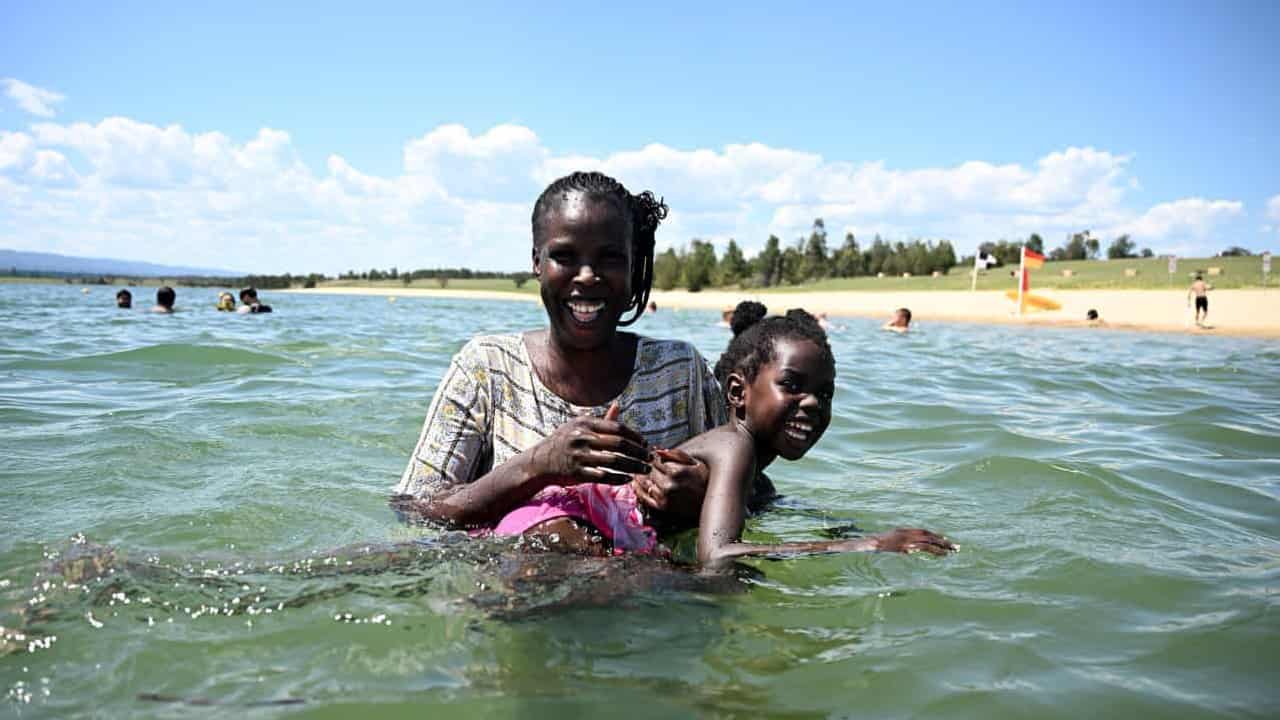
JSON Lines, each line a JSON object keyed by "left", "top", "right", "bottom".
{"left": 738, "top": 338, "right": 834, "bottom": 461}
{"left": 533, "top": 192, "right": 634, "bottom": 350}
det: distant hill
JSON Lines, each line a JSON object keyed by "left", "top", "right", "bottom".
{"left": 0, "top": 249, "right": 242, "bottom": 278}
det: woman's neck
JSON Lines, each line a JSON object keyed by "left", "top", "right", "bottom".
{"left": 526, "top": 329, "right": 638, "bottom": 407}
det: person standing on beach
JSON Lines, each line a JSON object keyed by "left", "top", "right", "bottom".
{"left": 1188, "top": 274, "right": 1211, "bottom": 326}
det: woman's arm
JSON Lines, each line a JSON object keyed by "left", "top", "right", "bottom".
{"left": 397, "top": 451, "right": 549, "bottom": 528}
{"left": 408, "top": 412, "right": 651, "bottom": 527}
{"left": 396, "top": 366, "right": 652, "bottom": 528}
{"left": 632, "top": 448, "right": 709, "bottom": 529}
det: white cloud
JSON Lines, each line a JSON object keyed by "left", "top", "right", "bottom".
{"left": 404, "top": 124, "right": 544, "bottom": 201}
{"left": 29, "top": 150, "right": 78, "bottom": 187}
{"left": 1106, "top": 198, "right": 1244, "bottom": 243}
{"left": 0, "top": 117, "right": 1253, "bottom": 272}
{"left": 0, "top": 131, "right": 35, "bottom": 170}
{"left": 1267, "top": 194, "right": 1280, "bottom": 222}
{"left": 3, "top": 78, "right": 66, "bottom": 118}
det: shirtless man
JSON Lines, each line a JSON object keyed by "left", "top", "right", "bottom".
{"left": 237, "top": 287, "right": 273, "bottom": 314}
{"left": 1188, "top": 274, "right": 1211, "bottom": 326}
{"left": 150, "top": 286, "right": 176, "bottom": 314}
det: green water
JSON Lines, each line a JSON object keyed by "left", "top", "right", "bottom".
{"left": 2, "top": 284, "right": 1277, "bottom": 718}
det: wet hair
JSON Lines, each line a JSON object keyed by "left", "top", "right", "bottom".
{"left": 896, "top": 307, "right": 912, "bottom": 323}
{"left": 239, "top": 287, "right": 258, "bottom": 302}
{"left": 116, "top": 289, "right": 132, "bottom": 307}
{"left": 1086, "top": 309, "right": 1099, "bottom": 321}
{"left": 714, "top": 301, "right": 835, "bottom": 388}
{"left": 531, "top": 171, "right": 668, "bottom": 326}
{"left": 156, "top": 286, "right": 175, "bottom": 307}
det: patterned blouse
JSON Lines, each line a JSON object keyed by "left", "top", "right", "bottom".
{"left": 395, "top": 333, "right": 728, "bottom": 500}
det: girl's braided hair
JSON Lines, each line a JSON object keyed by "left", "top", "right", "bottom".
{"left": 713, "top": 301, "right": 835, "bottom": 388}
{"left": 531, "top": 171, "right": 667, "bottom": 326}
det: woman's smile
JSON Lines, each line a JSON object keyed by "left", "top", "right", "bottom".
{"left": 565, "top": 296, "right": 607, "bottom": 325}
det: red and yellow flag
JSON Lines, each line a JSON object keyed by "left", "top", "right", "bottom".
{"left": 1023, "top": 247, "right": 1045, "bottom": 269}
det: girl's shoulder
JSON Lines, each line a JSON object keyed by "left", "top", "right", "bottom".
{"left": 680, "top": 424, "right": 753, "bottom": 462}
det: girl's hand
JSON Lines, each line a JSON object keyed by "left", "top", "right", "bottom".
{"left": 527, "top": 402, "right": 650, "bottom": 484}
{"left": 845, "top": 528, "right": 957, "bottom": 555}
{"left": 632, "top": 447, "right": 710, "bottom": 521}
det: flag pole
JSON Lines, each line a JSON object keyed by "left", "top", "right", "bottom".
{"left": 1017, "top": 246, "right": 1026, "bottom": 316}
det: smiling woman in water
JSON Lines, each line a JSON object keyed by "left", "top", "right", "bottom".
{"left": 393, "top": 171, "right": 776, "bottom": 541}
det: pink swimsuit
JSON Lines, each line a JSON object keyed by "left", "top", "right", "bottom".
{"left": 493, "top": 481, "right": 658, "bottom": 554}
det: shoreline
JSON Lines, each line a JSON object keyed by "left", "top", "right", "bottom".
{"left": 283, "top": 286, "right": 1280, "bottom": 339}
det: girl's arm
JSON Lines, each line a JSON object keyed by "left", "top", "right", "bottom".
{"left": 692, "top": 432, "right": 956, "bottom": 570}
{"left": 702, "top": 528, "right": 957, "bottom": 570}
{"left": 692, "top": 430, "right": 758, "bottom": 570}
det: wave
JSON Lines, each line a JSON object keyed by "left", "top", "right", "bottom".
{"left": 9, "top": 343, "right": 292, "bottom": 373}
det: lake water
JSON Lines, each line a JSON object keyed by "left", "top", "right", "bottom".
{"left": 2, "top": 283, "right": 1277, "bottom": 718}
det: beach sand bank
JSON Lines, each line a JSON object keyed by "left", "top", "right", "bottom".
{"left": 285, "top": 286, "right": 1280, "bottom": 338}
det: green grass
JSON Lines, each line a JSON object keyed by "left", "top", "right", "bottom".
{"left": 756, "top": 255, "right": 1273, "bottom": 293}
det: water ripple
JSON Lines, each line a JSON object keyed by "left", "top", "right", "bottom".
{"left": 2, "top": 285, "right": 1278, "bottom": 717}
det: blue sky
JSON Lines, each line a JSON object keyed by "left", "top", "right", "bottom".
{"left": 2, "top": 1, "right": 1277, "bottom": 272}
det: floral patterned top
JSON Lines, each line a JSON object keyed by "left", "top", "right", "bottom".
{"left": 395, "top": 333, "right": 727, "bottom": 501}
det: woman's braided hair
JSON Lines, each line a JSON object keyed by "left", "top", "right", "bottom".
{"left": 531, "top": 171, "right": 667, "bottom": 326}
{"left": 713, "top": 301, "right": 835, "bottom": 388}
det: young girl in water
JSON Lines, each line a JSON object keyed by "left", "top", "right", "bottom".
{"left": 691, "top": 302, "right": 953, "bottom": 568}
{"left": 497, "top": 301, "right": 955, "bottom": 568}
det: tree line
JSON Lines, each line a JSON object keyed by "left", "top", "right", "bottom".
{"left": 336, "top": 267, "right": 535, "bottom": 288}
{"left": 12, "top": 232, "right": 1259, "bottom": 295}
{"left": 337, "top": 267, "right": 527, "bottom": 281}
{"left": 653, "top": 219, "right": 959, "bottom": 291}
{"left": 969, "top": 232, "right": 1158, "bottom": 266}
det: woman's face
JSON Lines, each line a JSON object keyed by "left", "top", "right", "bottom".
{"left": 533, "top": 192, "right": 634, "bottom": 350}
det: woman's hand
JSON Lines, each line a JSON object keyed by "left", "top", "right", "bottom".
{"left": 842, "top": 528, "right": 956, "bottom": 555}
{"left": 525, "top": 403, "right": 651, "bottom": 484}
{"left": 632, "top": 447, "right": 710, "bottom": 523}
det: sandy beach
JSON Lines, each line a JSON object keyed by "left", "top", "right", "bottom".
{"left": 285, "top": 286, "right": 1280, "bottom": 339}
